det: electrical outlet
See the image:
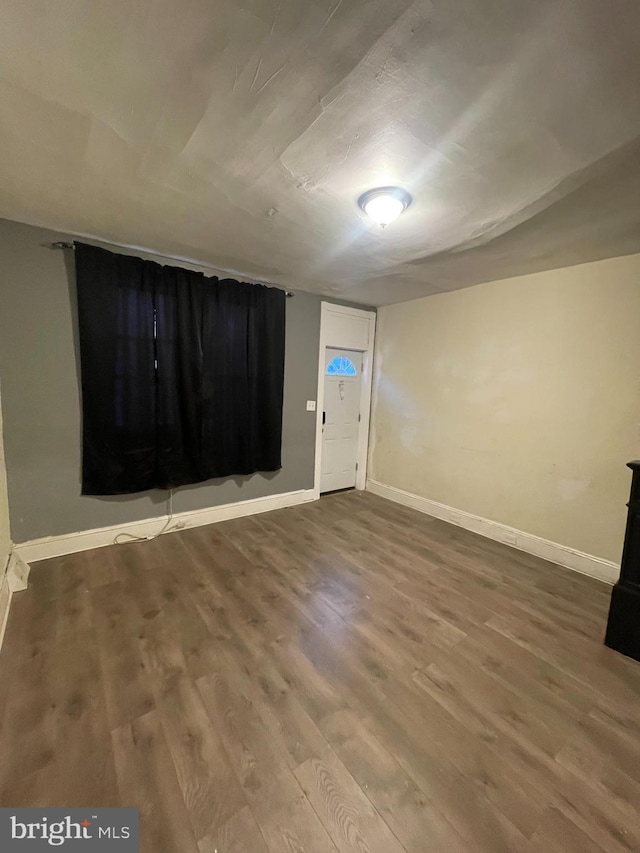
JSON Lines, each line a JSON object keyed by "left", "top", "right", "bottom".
{"left": 306, "top": 400, "right": 316, "bottom": 411}
{"left": 502, "top": 532, "right": 517, "bottom": 546}
{"left": 174, "top": 520, "right": 187, "bottom": 530}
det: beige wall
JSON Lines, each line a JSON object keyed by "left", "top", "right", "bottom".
{"left": 0, "top": 385, "right": 11, "bottom": 570}
{"left": 370, "top": 253, "right": 640, "bottom": 564}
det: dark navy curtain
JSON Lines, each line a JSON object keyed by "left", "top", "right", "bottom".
{"left": 75, "top": 242, "right": 285, "bottom": 495}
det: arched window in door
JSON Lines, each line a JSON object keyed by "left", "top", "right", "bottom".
{"left": 326, "top": 355, "right": 357, "bottom": 376}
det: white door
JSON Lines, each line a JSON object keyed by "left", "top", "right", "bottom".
{"left": 320, "top": 348, "right": 363, "bottom": 493}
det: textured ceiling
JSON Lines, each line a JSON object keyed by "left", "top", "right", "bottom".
{"left": 1, "top": 0, "right": 640, "bottom": 305}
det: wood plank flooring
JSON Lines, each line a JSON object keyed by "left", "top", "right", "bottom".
{"left": 1, "top": 491, "right": 640, "bottom": 852}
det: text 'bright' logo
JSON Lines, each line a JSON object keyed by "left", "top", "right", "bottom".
{"left": 11, "top": 815, "right": 94, "bottom": 846}
{"left": 1, "top": 807, "right": 138, "bottom": 850}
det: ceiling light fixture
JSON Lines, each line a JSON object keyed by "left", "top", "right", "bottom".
{"left": 358, "top": 186, "right": 412, "bottom": 227}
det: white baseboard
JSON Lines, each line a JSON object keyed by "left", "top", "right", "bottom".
{"left": 366, "top": 479, "right": 619, "bottom": 585}
{"left": 6, "top": 550, "right": 29, "bottom": 591}
{"left": 0, "top": 569, "right": 11, "bottom": 652}
{"left": 15, "top": 488, "right": 317, "bottom": 563}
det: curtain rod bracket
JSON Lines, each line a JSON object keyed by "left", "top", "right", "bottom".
{"left": 47, "top": 241, "right": 294, "bottom": 296}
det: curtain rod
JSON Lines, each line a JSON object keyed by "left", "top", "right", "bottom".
{"left": 48, "top": 241, "right": 294, "bottom": 298}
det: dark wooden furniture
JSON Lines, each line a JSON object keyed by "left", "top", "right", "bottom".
{"left": 605, "top": 461, "right": 640, "bottom": 662}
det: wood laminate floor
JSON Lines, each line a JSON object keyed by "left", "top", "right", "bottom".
{"left": 1, "top": 491, "right": 640, "bottom": 852}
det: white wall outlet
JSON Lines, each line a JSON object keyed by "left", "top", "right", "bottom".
{"left": 502, "top": 532, "right": 518, "bottom": 546}
{"left": 306, "top": 400, "right": 316, "bottom": 411}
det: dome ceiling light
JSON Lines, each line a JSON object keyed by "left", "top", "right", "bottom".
{"left": 358, "top": 186, "right": 412, "bottom": 227}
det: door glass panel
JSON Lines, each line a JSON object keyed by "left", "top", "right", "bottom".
{"left": 326, "top": 356, "right": 357, "bottom": 376}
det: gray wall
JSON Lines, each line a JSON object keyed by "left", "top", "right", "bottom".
{"left": 0, "top": 218, "right": 371, "bottom": 541}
